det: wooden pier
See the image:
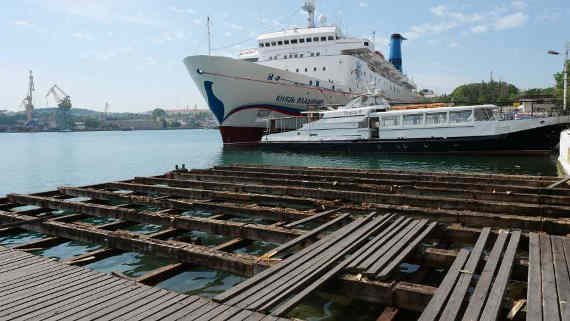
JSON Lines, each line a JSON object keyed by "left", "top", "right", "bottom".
{"left": 1, "top": 164, "right": 570, "bottom": 320}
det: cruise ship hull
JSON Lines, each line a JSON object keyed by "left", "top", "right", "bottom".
{"left": 183, "top": 55, "right": 354, "bottom": 144}
{"left": 260, "top": 121, "right": 570, "bottom": 155}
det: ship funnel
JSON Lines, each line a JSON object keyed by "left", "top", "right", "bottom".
{"left": 389, "top": 33, "right": 406, "bottom": 73}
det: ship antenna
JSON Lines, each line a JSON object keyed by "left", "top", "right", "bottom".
{"left": 207, "top": 16, "right": 212, "bottom": 56}
{"left": 302, "top": 0, "right": 316, "bottom": 28}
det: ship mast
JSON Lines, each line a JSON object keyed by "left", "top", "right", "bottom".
{"left": 25, "top": 70, "right": 35, "bottom": 123}
{"left": 302, "top": 0, "right": 316, "bottom": 28}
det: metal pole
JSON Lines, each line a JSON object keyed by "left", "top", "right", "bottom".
{"left": 564, "top": 41, "right": 570, "bottom": 111}
{"left": 207, "top": 17, "right": 211, "bottom": 56}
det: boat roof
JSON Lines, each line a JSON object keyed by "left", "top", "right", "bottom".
{"left": 257, "top": 26, "right": 340, "bottom": 41}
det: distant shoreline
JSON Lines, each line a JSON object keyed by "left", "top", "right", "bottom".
{"left": 1, "top": 127, "right": 218, "bottom": 133}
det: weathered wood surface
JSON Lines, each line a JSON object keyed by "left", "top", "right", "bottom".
{"left": 0, "top": 245, "right": 291, "bottom": 321}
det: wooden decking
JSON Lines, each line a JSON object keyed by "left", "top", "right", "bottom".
{"left": 419, "top": 228, "right": 521, "bottom": 321}
{"left": 0, "top": 246, "right": 290, "bottom": 321}
{"left": 526, "top": 233, "right": 570, "bottom": 321}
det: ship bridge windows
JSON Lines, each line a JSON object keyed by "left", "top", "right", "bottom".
{"left": 259, "top": 43, "right": 264, "bottom": 48}
{"left": 284, "top": 40, "right": 290, "bottom": 45}
{"left": 291, "top": 39, "right": 298, "bottom": 44}
{"left": 426, "top": 112, "right": 447, "bottom": 125}
{"left": 313, "top": 37, "right": 319, "bottom": 42}
{"left": 271, "top": 41, "right": 277, "bottom": 46}
{"left": 449, "top": 110, "right": 473, "bottom": 123}
{"left": 278, "top": 41, "right": 283, "bottom": 45}
{"left": 364, "top": 41, "right": 369, "bottom": 47}
{"left": 328, "top": 36, "right": 334, "bottom": 41}
{"left": 321, "top": 36, "right": 327, "bottom": 41}
{"left": 306, "top": 38, "right": 312, "bottom": 43}
{"left": 403, "top": 114, "right": 424, "bottom": 126}
{"left": 474, "top": 108, "right": 495, "bottom": 121}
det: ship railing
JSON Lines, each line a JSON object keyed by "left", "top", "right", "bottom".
{"left": 493, "top": 106, "right": 568, "bottom": 120}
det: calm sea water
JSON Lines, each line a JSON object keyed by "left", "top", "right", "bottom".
{"left": 0, "top": 129, "right": 560, "bottom": 320}
{"left": 0, "top": 129, "right": 559, "bottom": 197}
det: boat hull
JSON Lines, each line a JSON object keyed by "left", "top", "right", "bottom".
{"left": 183, "top": 55, "right": 354, "bottom": 144}
{"left": 259, "top": 122, "right": 570, "bottom": 155}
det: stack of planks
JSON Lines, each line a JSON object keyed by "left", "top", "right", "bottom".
{"left": 214, "top": 213, "right": 397, "bottom": 316}
{"left": 345, "top": 217, "right": 437, "bottom": 280}
{"left": 418, "top": 228, "right": 521, "bottom": 321}
{"left": 526, "top": 233, "right": 570, "bottom": 321}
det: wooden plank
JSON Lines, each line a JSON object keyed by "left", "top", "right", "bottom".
{"left": 346, "top": 217, "right": 408, "bottom": 270}
{"left": 525, "top": 233, "right": 543, "bottom": 321}
{"left": 135, "top": 263, "right": 186, "bottom": 286}
{"left": 361, "top": 220, "right": 420, "bottom": 272}
{"left": 0, "top": 267, "right": 86, "bottom": 296}
{"left": 60, "top": 248, "right": 121, "bottom": 266}
{"left": 17, "top": 278, "right": 127, "bottom": 321}
{"left": 548, "top": 177, "right": 570, "bottom": 189}
{"left": 225, "top": 310, "right": 254, "bottom": 321}
{"left": 126, "top": 295, "right": 193, "bottom": 321}
{"left": 537, "top": 234, "right": 561, "bottom": 321}
{"left": 461, "top": 231, "right": 510, "bottom": 321}
{"left": 283, "top": 208, "right": 340, "bottom": 228}
{"left": 243, "top": 312, "right": 268, "bottom": 321}
{"left": 62, "top": 287, "right": 160, "bottom": 321}
{"left": 256, "top": 216, "right": 396, "bottom": 314}
{"left": 41, "top": 282, "right": 141, "bottom": 321}
{"left": 214, "top": 215, "right": 374, "bottom": 303}
{"left": 376, "top": 307, "right": 399, "bottom": 321}
{"left": 438, "top": 227, "right": 491, "bottom": 321}
{"left": 192, "top": 303, "right": 235, "bottom": 321}
{"left": 260, "top": 213, "right": 351, "bottom": 260}
{"left": 366, "top": 220, "right": 429, "bottom": 277}
{"left": 1, "top": 275, "right": 119, "bottom": 320}
{"left": 158, "top": 297, "right": 210, "bottom": 321}
{"left": 231, "top": 215, "right": 389, "bottom": 310}
{"left": 135, "top": 296, "right": 201, "bottom": 321}
{"left": 552, "top": 236, "right": 570, "bottom": 321}
{"left": 0, "top": 261, "right": 65, "bottom": 285}
{"left": 0, "top": 264, "right": 76, "bottom": 290}
{"left": 94, "top": 289, "right": 171, "bottom": 321}
{"left": 561, "top": 238, "right": 570, "bottom": 321}
{"left": 480, "top": 230, "right": 522, "bottom": 321}
{"left": 418, "top": 249, "right": 470, "bottom": 321}
{"left": 0, "top": 270, "right": 101, "bottom": 309}
{"left": 377, "top": 221, "right": 438, "bottom": 280}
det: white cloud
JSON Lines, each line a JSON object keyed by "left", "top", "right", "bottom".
{"left": 224, "top": 32, "right": 232, "bottom": 37}
{"left": 80, "top": 47, "right": 132, "bottom": 62}
{"left": 512, "top": 1, "right": 527, "bottom": 11}
{"left": 14, "top": 20, "right": 32, "bottom": 26}
{"left": 13, "top": 20, "right": 46, "bottom": 33}
{"left": 449, "top": 41, "right": 459, "bottom": 48}
{"left": 72, "top": 32, "right": 93, "bottom": 40}
{"left": 227, "top": 23, "right": 244, "bottom": 31}
{"left": 359, "top": 2, "right": 368, "bottom": 8}
{"left": 192, "top": 18, "right": 202, "bottom": 25}
{"left": 431, "top": 5, "right": 447, "bottom": 17}
{"left": 495, "top": 12, "right": 528, "bottom": 30}
{"left": 471, "top": 25, "right": 488, "bottom": 33}
{"left": 168, "top": 6, "right": 195, "bottom": 15}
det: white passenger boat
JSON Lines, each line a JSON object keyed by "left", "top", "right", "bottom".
{"left": 261, "top": 93, "right": 570, "bottom": 155}
{"left": 183, "top": 1, "right": 418, "bottom": 144}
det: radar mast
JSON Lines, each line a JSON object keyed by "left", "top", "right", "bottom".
{"left": 302, "top": 0, "right": 316, "bottom": 28}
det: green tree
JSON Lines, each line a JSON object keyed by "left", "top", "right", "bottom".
{"left": 84, "top": 117, "right": 101, "bottom": 129}
{"left": 152, "top": 108, "right": 166, "bottom": 120}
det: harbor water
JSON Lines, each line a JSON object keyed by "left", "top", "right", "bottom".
{"left": 0, "top": 129, "right": 560, "bottom": 320}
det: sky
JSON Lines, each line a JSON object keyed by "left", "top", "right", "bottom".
{"left": 1, "top": 0, "right": 569, "bottom": 113}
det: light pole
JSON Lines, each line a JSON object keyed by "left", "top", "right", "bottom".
{"left": 548, "top": 41, "right": 569, "bottom": 111}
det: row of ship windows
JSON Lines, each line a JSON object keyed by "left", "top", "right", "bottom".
{"left": 260, "top": 35, "right": 338, "bottom": 48}
{"left": 380, "top": 110, "right": 476, "bottom": 128}
{"left": 268, "top": 52, "right": 320, "bottom": 60}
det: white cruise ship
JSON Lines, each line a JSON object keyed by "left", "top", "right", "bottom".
{"left": 183, "top": 1, "right": 418, "bottom": 144}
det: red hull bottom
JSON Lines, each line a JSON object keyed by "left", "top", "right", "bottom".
{"left": 219, "top": 126, "right": 263, "bottom": 145}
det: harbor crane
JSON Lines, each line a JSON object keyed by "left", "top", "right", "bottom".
{"left": 20, "top": 71, "right": 35, "bottom": 125}
{"left": 45, "top": 85, "right": 72, "bottom": 111}
{"left": 45, "top": 84, "right": 73, "bottom": 130}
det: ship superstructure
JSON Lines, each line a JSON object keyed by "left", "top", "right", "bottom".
{"left": 184, "top": 1, "right": 418, "bottom": 144}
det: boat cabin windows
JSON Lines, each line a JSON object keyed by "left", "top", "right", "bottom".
{"left": 403, "top": 114, "right": 423, "bottom": 126}
{"left": 284, "top": 40, "right": 290, "bottom": 45}
{"left": 321, "top": 36, "right": 327, "bottom": 41}
{"left": 474, "top": 108, "right": 495, "bottom": 121}
{"left": 425, "top": 112, "right": 447, "bottom": 125}
{"left": 328, "top": 36, "right": 334, "bottom": 41}
{"left": 291, "top": 39, "right": 298, "bottom": 44}
{"left": 299, "top": 38, "right": 305, "bottom": 43}
{"left": 449, "top": 110, "right": 473, "bottom": 123}
{"left": 381, "top": 115, "right": 400, "bottom": 128}
{"left": 313, "top": 37, "right": 319, "bottom": 42}
{"left": 259, "top": 43, "right": 264, "bottom": 48}
{"left": 278, "top": 41, "right": 283, "bottom": 45}
{"left": 271, "top": 41, "right": 277, "bottom": 46}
